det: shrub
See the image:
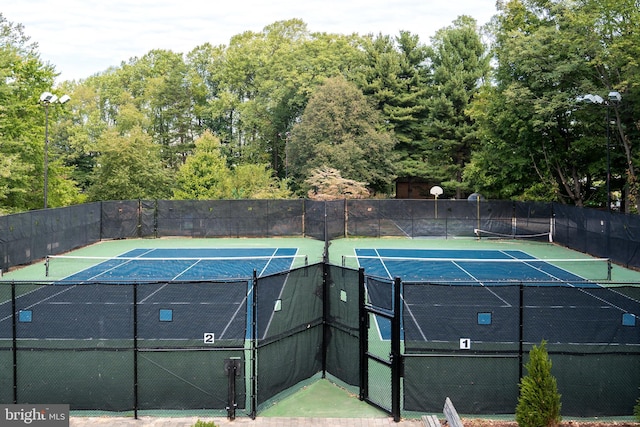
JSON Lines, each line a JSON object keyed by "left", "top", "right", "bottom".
{"left": 634, "top": 396, "right": 640, "bottom": 421}
{"left": 192, "top": 420, "right": 217, "bottom": 427}
{"left": 515, "top": 340, "right": 562, "bottom": 427}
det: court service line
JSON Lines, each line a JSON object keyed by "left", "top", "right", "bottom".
{"left": 374, "top": 249, "right": 394, "bottom": 280}
{"left": 139, "top": 283, "right": 170, "bottom": 303}
{"left": 500, "top": 251, "right": 635, "bottom": 313}
{"left": 86, "top": 248, "right": 157, "bottom": 281}
{"left": 172, "top": 259, "right": 203, "bottom": 281}
{"left": 258, "top": 248, "right": 284, "bottom": 277}
{"left": 452, "top": 261, "right": 512, "bottom": 307}
{"left": 0, "top": 285, "right": 77, "bottom": 323}
{"left": 219, "top": 290, "right": 248, "bottom": 340}
{"left": 261, "top": 273, "right": 291, "bottom": 341}
{"left": 402, "top": 297, "right": 428, "bottom": 341}
{"left": 500, "top": 249, "right": 591, "bottom": 283}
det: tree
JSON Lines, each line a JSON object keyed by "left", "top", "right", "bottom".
{"left": 425, "top": 16, "right": 490, "bottom": 198}
{"left": 174, "top": 131, "right": 291, "bottom": 199}
{"left": 87, "top": 126, "right": 172, "bottom": 201}
{"left": 207, "top": 20, "right": 363, "bottom": 176}
{"left": 117, "top": 49, "right": 196, "bottom": 168}
{"left": 0, "top": 14, "right": 83, "bottom": 212}
{"left": 470, "top": 0, "right": 639, "bottom": 208}
{"left": 305, "top": 167, "right": 370, "bottom": 200}
{"left": 355, "top": 31, "right": 431, "bottom": 180}
{"left": 174, "top": 131, "right": 231, "bottom": 199}
{"left": 288, "top": 76, "right": 397, "bottom": 195}
{"left": 516, "top": 341, "right": 562, "bottom": 427}
{"left": 569, "top": 0, "right": 640, "bottom": 211}
{"left": 230, "top": 163, "right": 292, "bottom": 199}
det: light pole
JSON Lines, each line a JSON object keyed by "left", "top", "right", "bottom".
{"left": 577, "top": 91, "right": 621, "bottom": 211}
{"left": 39, "top": 92, "right": 70, "bottom": 209}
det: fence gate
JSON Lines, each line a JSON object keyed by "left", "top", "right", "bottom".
{"left": 359, "top": 273, "right": 402, "bottom": 422}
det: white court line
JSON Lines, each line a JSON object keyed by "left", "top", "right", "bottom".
{"left": 451, "top": 261, "right": 512, "bottom": 307}
{"left": 374, "top": 249, "right": 394, "bottom": 280}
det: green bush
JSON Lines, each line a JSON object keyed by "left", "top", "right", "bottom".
{"left": 515, "top": 340, "right": 562, "bottom": 427}
{"left": 192, "top": 420, "right": 217, "bottom": 427}
{"left": 634, "top": 396, "right": 640, "bottom": 421}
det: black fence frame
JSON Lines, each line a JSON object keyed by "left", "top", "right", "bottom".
{"left": 3, "top": 199, "right": 640, "bottom": 274}
{"left": 2, "top": 271, "right": 639, "bottom": 418}
{"left": 2, "top": 199, "right": 640, "bottom": 419}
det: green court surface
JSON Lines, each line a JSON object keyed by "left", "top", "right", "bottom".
{"left": 3, "top": 235, "right": 640, "bottom": 419}
{"left": 329, "top": 236, "right": 640, "bottom": 283}
{"left": 2, "top": 237, "right": 326, "bottom": 281}
{"left": 5, "top": 235, "right": 640, "bottom": 283}
{"left": 260, "top": 378, "right": 387, "bottom": 418}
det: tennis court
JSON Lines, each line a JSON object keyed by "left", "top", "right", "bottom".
{"left": 3, "top": 247, "right": 306, "bottom": 342}
{"left": 2, "top": 236, "right": 640, "bottom": 418}
{"left": 0, "top": 243, "right": 321, "bottom": 415}
{"left": 45, "top": 247, "right": 305, "bottom": 281}
{"left": 351, "top": 248, "right": 639, "bottom": 345}
{"left": 351, "top": 248, "right": 610, "bottom": 284}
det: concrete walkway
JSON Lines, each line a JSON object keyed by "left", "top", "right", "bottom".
{"left": 69, "top": 416, "right": 426, "bottom": 427}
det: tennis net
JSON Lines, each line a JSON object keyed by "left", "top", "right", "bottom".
{"left": 342, "top": 255, "right": 612, "bottom": 282}
{"left": 474, "top": 227, "right": 553, "bottom": 242}
{"left": 45, "top": 254, "right": 309, "bottom": 281}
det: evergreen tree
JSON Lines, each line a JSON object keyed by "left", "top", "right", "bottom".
{"left": 355, "top": 31, "right": 431, "bottom": 180}
{"left": 174, "top": 131, "right": 232, "bottom": 199}
{"left": 425, "top": 16, "right": 490, "bottom": 198}
{"left": 516, "top": 341, "right": 562, "bottom": 427}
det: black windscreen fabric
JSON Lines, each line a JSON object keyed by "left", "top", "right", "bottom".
{"left": 523, "top": 285, "right": 640, "bottom": 344}
{"left": 403, "top": 355, "right": 519, "bottom": 413}
{"left": 6, "top": 281, "right": 247, "bottom": 412}
{"left": 101, "top": 200, "right": 140, "bottom": 239}
{"left": 12, "top": 282, "right": 134, "bottom": 411}
{"left": 325, "top": 265, "right": 360, "bottom": 386}
{"left": 0, "top": 204, "right": 100, "bottom": 271}
{"left": 0, "top": 283, "right": 13, "bottom": 403}
{"left": 366, "top": 276, "right": 393, "bottom": 311}
{"left": 402, "top": 283, "right": 520, "bottom": 352}
{"left": 255, "top": 264, "right": 324, "bottom": 408}
{"left": 155, "top": 199, "right": 304, "bottom": 238}
{"left": 256, "top": 265, "right": 323, "bottom": 343}
{"left": 137, "top": 281, "right": 248, "bottom": 348}
{"left": 137, "top": 350, "right": 244, "bottom": 411}
{"left": 304, "top": 200, "right": 328, "bottom": 240}
{"left": 401, "top": 282, "right": 640, "bottom": 416}
{"left": 140, "top": 199, "right": 156, "bottom": 237}
{"left": 5, "top": 199, "right": 640, "bottom": 271}
{"left": 515, "top": 201, "right": 552, "bottom": 238}
{"left": 547, "top": 347, "right": 640, "bottom": 416}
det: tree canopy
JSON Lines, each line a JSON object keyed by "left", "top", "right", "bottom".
{"left": 288, "top": 76, "right": 397, "bottom": 195}
{"left": 1, "top": 3, "right": 639, "bottom": 212}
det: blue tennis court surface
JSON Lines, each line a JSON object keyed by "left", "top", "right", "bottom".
{"left": 357, "top": 248, "right": 635, "bottom": 342}
{"left": 60, "top": 247, "right": 300, "bottom": 281}
{"left": 6, "top": 248, "right": 303, "bottom": 341}
{"left": 355, "top": 248, "right": 601, "bottom": 286}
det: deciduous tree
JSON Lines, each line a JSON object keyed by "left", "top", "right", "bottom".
{"left": 288, "top": 76, "right": 397, "bottom": 195}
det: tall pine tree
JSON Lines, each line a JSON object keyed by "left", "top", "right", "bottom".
{"left": 425, "top": 16, "right": 490, "bottom": 198}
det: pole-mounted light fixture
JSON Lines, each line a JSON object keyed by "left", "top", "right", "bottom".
{"left": 40, "top": 91, "right": 70, "bottom": 209}
{"left": 577, "top": 91, "right": 621, "bottom": 211}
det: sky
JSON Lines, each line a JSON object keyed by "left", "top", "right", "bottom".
{"left": 2, "top": 0, "right": 498, "bottom": 83}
